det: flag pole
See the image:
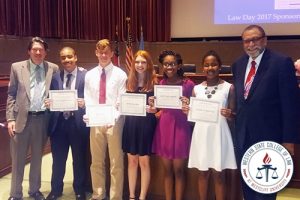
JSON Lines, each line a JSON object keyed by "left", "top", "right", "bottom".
{"left": 139, "top": 25, "right": 144, "bottom": 50}
{"left": 113, "top": 25, "right": 120, "bottom": 67}
{"left": 125, "top": 17, "right": 134, "bottom": 73}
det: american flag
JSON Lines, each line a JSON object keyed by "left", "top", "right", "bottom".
{"left": 125, "top": 18, "right": 133, "bottom": 72}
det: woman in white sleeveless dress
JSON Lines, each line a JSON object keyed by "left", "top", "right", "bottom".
{"left": 183, "top": 50, "right": 237, "bottom": 200}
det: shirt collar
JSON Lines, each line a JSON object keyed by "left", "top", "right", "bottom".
{"left": 99, "top": 62, "right": 113, "bottom": 72}
{"left": 248, "top": 49, "right": 265, "bottom": 68}
{"left": 29, "top": 59, "right": 44, "bottom": 70}
{"left": 64, "top": 67, "right": 77, "bottom": 77}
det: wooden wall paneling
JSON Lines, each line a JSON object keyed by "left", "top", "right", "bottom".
{"left": 1, "top": 37, "right": 300, "bottom": 76}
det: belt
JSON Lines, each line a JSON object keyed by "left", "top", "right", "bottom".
{"left": 28, "top": 111, "right": 45, "bottom": 116}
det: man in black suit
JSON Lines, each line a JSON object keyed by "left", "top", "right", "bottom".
{"left": 45, "top": 47, "right": 89, "bottom": 200}
{"left": 232, "top": 25, "right": 300, "bottom": 200}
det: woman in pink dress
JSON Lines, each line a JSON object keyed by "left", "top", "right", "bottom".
{"left": 150, "top": 50, "right": 194, "bottom": 200}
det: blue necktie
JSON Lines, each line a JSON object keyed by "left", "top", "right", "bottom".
{"left": 66, "top": 73, "right": 72, "bottom": 89}
{"left": 63, "top": 73, "right": 73, "bottom": 119}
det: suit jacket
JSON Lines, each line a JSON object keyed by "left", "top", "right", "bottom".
{"left": 48, "top": 67, "right": 89, "bottom": 136}
{"left": 232, "top": 49, "right": 300, "bottom": 152}
{"left": 6, "top": 60, "right": 59, "bottom": 133}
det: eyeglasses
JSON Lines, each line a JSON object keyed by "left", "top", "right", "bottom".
{"left": 243, "top": 36, "right": 265, "bottom": 44}
{"left": 163, "top": 62, "right": 177, "bottom": 67}
{"left": 203, "top": 63, "right": 218, "bottom": 68}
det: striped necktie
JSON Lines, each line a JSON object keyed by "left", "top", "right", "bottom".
{"left": 244, "top": 60, "right": 256, "bottom": 99}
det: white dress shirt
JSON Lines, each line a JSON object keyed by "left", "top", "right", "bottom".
{"left": 63, "top": 68, "right": 77, "bottom": 90}
{"left": 244, "top": 50, "right": 265, "bottom": 84}
{"left": 84, "top": 62, "right": 127, "bottom": 119}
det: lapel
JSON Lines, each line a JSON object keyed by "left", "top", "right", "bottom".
{"left": 44, "top": 61, "right": 54, "bottom": 96}
{"left": 246, "top": 49, "right": 270, "bottom": 100}
{"left": 75, "top": 68, "right": 82, "bottom": 90}
{"left": 61, "top": 67, "right": 80, "bottom": 90}
{"left": 22, "top": 60, "right": 31, "bottom": 99}
{"left": 237, "top": 55, "right": 249, "bottom": 102}
{"left": 59, "top": 70, "right": 64, "bottom": 90}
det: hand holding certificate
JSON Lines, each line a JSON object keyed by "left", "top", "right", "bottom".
{"left": 49, "top": 90, "right": 78, "bottom": 111}
{"left": 154, "top": 85, "right": 182, "bottom": 109}
{"left": 85, "top": 104, "right": 116, "bottom": 127}
{"left": 188, "top": 97, "right": 220, "bottom": 123}
{"left": 120, "top": 93, "right": 147, "bottom": 116}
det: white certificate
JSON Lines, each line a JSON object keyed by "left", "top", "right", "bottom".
{"left": 188, "top": 97, "right": 220, "bottom": 123}
{"left": 154, "top": 85, "right": 182, "bottom": 109}
{"left": 120, "top": 93, "right": 146, "bottom": 116}
{"left": 49, "top": 90, "right": 78, "bottom": 111}
{"left": 86, "top": 104, "right": 115, "bottom": 127}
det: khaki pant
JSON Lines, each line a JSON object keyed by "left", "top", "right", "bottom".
{"left": 90, "top": 117, "right": 124, "bottom": 200}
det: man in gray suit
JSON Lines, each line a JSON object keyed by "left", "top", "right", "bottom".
{"left": 6, "top": 37, "right": 59, "bottom": 200}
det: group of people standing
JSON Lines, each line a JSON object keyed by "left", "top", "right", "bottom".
{"left": 6, "top": 24, "right": 299, "bottom": 200}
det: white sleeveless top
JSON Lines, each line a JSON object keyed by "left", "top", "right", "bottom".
{"left": 188, "top": 81, "right": 237, "bottom": 171}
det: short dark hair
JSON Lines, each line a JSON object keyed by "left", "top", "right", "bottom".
{"left": 27, "top": 37, "right": 48, "bottom": 51}
{"left": 158, "top": 50, "right": 183, "bottom": 65}
{"left": 159, "top": 50, "right": 184, "bottom": 79}
{"left": 60, "top": 46, "right": 76, "bottom": 56}
{"left": 202, "top": 50, "right": 222, "bottom": 67}
{"left": 242, "top": 25, "right": 266, "bottom": 38}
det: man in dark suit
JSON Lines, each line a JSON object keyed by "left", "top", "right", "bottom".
{"left": 45, "top": 47, "right": 89, "bottom": 200}
{"left": 232, "top": 25, "right": 300, "bottom": 200}
{"left": 6, "top": 37, "right": 59, "bottom": 200}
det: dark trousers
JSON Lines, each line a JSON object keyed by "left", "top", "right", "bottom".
{"left": 50, "top": 114, "right": 89, "bottom": 195}
{"left": 241, "top": 181, "right": 277, "bottom": 200}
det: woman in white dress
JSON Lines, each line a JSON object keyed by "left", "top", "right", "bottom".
{"left": 182, "top": 50, "right": 237, "bottom": 200}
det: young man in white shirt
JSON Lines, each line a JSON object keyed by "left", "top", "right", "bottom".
{"left": 84, "top": 39, "right": 127, "bottom": 200}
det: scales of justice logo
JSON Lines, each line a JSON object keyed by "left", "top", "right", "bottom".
{"left": 241, "top": 141, "right": 294, "bottom": 194}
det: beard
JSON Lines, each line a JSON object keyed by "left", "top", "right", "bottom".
{"left": 245, "top": 47, "right": 264, "bottom": 59}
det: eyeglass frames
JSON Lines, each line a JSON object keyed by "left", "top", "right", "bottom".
{"left": 243, "top": 36, "right": 265, "bottom": 44}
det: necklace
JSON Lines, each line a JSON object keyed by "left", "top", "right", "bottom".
{"left": 204, "top": 79, "right": 221, "bottom": 99}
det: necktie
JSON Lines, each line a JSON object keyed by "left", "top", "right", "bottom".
{"left": 244, "top": 60, "right": 256, "bottom": 99}
{"left": 63, "top": 73, "right": 73, "bottom": 119}
{"left": 99, "top": 68, "right": 106, "bottom": 104}
{"left": 32, "top": 65, "right": 43, "bottom": 110}
{"left": 66, "top": 73, "right": 72, "bottom": 89}
{"left": 35, "top": 65, "right": 42, "bottom": 83}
